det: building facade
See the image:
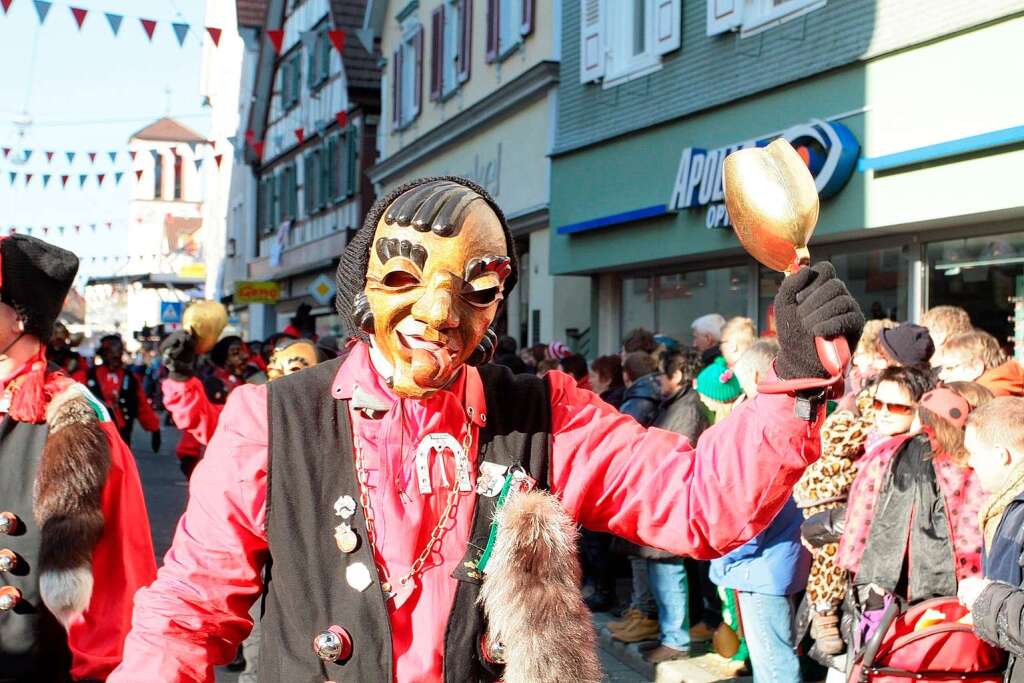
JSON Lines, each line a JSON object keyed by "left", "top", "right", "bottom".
{"left": 233, "top": 0, "right": 380, "bottom": 340}
{"left": 364, "top": 0, "right": 591, "bottom": 351}
{"left": 551, "top": 1, "right": 1024, "bottom": 356}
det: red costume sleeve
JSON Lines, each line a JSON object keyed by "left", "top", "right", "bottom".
{"left": 68, "top": 422, "right": 158, "bottom": 680}
{"left": 110, "top": 384, "right": 269, "bottom": 683}
{"left": 545, "top": 370, "right": 822, "bottom": 560}
{"left": 135, "top": 374, "right": 161, "bottom": 433}
{"left": 162, "top": 376, "right": 225, "bottom": 446}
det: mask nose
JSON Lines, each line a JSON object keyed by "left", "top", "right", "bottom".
{"left": 412, "top": 273, "right": 460, "bottom": 330}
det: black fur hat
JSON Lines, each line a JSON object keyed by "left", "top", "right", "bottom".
{"left": 1, "top": 235, "right": 79, "bottom": 341}
{"left": 335, "top": 176, "right": 518, "bottom": 347}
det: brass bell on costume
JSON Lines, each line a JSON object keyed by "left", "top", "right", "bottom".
{"left": 0, "top": 549, "right": 16, "bottom": 572}
{"left": 313, "top": 625, "right": 353, "bottom": 663}
{"left": 0, "top": 512, "right": 17, "bottom": 535}
{"left": 182, "top": 301, "right": 229, "bottom": 355}
{"left": 0, "top": 586, "right": 20, "bottom": 612}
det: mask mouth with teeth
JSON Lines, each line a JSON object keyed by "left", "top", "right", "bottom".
{"left": 336, "top": 177, "right": 517, "bottom": 399}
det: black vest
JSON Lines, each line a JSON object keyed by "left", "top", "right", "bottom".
{"left": 0, "top": 417, "right": 74, "bottom": 683}
{"left": 259, "top": 358, "right": 551, "bottom": 683}
{"left": 86, "top": 366, "right": 138, "bottom": 427}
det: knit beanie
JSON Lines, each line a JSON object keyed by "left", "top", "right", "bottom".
{"left": 1, "top": 234, "right": 79, "bottom": 341}
{"left": 880, "top": 323, "right": 934, "bottom": 367}
{"left": 696, "top": 356, "right": 743, "bottom": 403}
{"left": 335, "top": 176, "right": 518, "bottom": 342}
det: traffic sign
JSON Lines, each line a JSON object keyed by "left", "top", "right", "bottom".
{"left": 160, "top": 301, "right": 184, "bottom": 324}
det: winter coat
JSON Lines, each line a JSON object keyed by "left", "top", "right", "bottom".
{"left": 652, "top": 386, "right": 707, "bottom": 441}
{"left": 600, "top": 386, "right": 625, "bottom": 410}
{"left": 709, "top": 498, "right": 811, "bottom": 596}
{"left": 619, "top": 372, "right": 662, "bottom": 428}
{"left": 979, "top": 359, "right": 1024, "bottom": 398}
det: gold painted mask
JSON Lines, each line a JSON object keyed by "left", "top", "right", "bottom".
{"left": 268, "top": 339, "right": 319, "bottom": 381}
{"left": 362, "top": 183, "right": 511, "bottom": 399}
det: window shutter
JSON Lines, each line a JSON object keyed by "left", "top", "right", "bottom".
{"left": 391, "top": 48, "right": 401, "bottom": 126}
{"left": 289, "top": 163, "right": 298, "bottom": 218}
{"left": 520, "top": 0, "right": 534, "bottom": 37}
{"left": 326, "top": 136, "right": 337, "bottom": 201}
{"left": 272, "top": 173, "right": 282, "bottom": 225}
{"left": 457, "top": 0, "right": 472, "bottom": 82}
{"left": 320, "top": 29, "right": 331, "bottom": 81}
{"left": 430, "top": 6, "right": 444, "bottom": 101}
{"left": 579, "top": 0, "right": 605, "bottom": 83}
{"left": 308, "top": 42, "right": 316, "bottom": 88}
{"left": 346, "top": 125, "right": 358, "bottom": 197}
{"left": 319, "top": 147, "right": 330, "bottom": 209}
{"left": 303, "top": 155, "right": 313, "bottom": 214}
{"left": 706, "top": 0, "right": 743, "bottom": 35}
{"left": 654, "top": 0, "right": 681, "bottom": 55}
{"left": 293, "top": 54, "right": 302, "bottom": 105}
{"left": 485, "top": 0, "right": 498, "bottom": 62}
{"left": 413, "top": 27, "right": 423, "bottom": 118}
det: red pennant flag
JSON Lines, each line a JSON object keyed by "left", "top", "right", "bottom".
{"left": 294, "top": 128, "right": 305, "bottom": 144}
{"left": 106, "top": 222, "right": 112, "bottom": 229}
{"left": 70, "top": 6, "right": 87, "bottom": 29}
{"left": 87, "top": 151, "right": 96, "bottom": 163}
{"left": 252, "top": 141, "right": 265, "bottom": 159}
{"left": 213, "top": 153, "right": 223, "bottom": 168}
{"left": 206, "top": 26, "right": 221, "bottom": 46}
{"left": 244, "top": 129, "right": 255, "bottom": 143}
{"left": 140, "top": 18, "right": 157, "bottom": 41}
{"left": 129, "top": 150, "right": 137, "bottom": 161}
{"left": 134, "top": 169, "right": 143, "bottom": 181}
{"left": 60, "top": 175, "right": 69, "bottom": 187}
{"left": 0, "top": 0, "right": 12, "bottom": 16}
{"left": 335, "top": 111, "right": 348, "bottom": 128}
{"left": 43, "top": 226, "right": 49, "bottom": 235}
{"left": 24, "top": 174, "right": 32, "bottom": 185}
{"left": 45, "top": 151, "right": 53, "bottom": 162}
{"left": 266, "top": 29, "right": 284, "bottom": 54}
{"left": 327, "top": 29, "right": 346, "bottom": 54}
{"left": 97, "top": 173, "right": 105, "bottom": 185}
{"left": 74, "top": 225, "right": 80, "bottom": 234}
{"left": 1, "top": 147, "right": 9, "bottom": 159}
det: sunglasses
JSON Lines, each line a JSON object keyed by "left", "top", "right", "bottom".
{"left": 872, "top": 398, "right": 915, "bottom": 416}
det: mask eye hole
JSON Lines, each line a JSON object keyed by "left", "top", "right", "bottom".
{"left": 462, "top": 286, "right": 499, "bottom": 306}
{"left": 382, "top": 271, "right": 420, "bottom": 289}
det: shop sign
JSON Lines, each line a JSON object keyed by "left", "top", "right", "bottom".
{"left": 668, "top": 118, "right": 860, "bottom": 229}
{"left": 235, "top": 280, "right": 282, "bottom": 304}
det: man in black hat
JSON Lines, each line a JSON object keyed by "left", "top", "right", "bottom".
{"left": 0, "top": 235, "right": 156, "bottom": 681}
{"left": 87, "top": 333, "right": 162, "bottom": 451}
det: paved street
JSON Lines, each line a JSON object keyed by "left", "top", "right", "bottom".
{"left": 131, "top": 421, "right": 647, "bottom": 682}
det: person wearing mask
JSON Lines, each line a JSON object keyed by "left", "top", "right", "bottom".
{"left": 589, "top": 355, "right": 625, "bottom": 409}
{"left": 691, "top": 314, "right": 726, "bottom": 367}
{"left": 46, "top": 321, "right": 87, "bottom": 383}
{"left": 921, "top": 305, "right": 972, "bottom": 369}
{"left": 959, "top": 398, "right": 1024, "bottom": 683}
{"left": 0, "top": 235, "right": 156, "bottom": 680}
{"left": 939, "top": 329, "right": 1024, "bottom": 397}
{"left": 719, "top": 317, "right": 757, "bottom": 369}
{"left": 87, "top": 333, "right": 162, "bottom": 451}
{"left": 640, "top": 347, "right": 708, "bottom": 663}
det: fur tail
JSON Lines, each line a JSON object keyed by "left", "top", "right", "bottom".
{"left": 479, "top": 490, "right": 602, "bottom": 683}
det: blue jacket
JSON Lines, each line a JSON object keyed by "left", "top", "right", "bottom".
{"left": 983, "top": 492, "right": 1024, "bottom": 586}
{"left": 619, "top": 372, "right": 661, "bottom": 428}
{"left": 709, "top": 498, "right": 810, "bottom": 596}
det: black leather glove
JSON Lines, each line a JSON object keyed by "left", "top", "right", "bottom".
{"left": 160, "top": 330, "right": 198, "bottom": 381}
{"left": 150, "top": 429, "right": 162, "bottom": 453}
{"left": 801, "top": 505, "right": 846, "bottom": 548}
{"left": 775, "top": 262, "right": 865, "bottom": 380}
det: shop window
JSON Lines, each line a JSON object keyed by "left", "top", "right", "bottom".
{"left": 579, "top": 0, "right": 680, "bottom": 86}
{"left": 621, "top": 277, "right": 656, "bottom": 340}
{"left": 928, "top": 232, "right": 1024, "bottom": 359}
{"left": 655, "top": 268, "right": 748, "bottom": 345}
{"left": 706, "top": 0, "right": 826, "bottom": 37}
{"left": 391, "top": 21, "right": 423, "bottom": 129}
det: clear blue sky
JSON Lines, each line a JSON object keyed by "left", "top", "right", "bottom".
{"left": 0, "top": 0, "right": 211, "bottom": 284}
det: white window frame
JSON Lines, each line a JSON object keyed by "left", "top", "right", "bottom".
{"left": 398, "top": 20, "right": 420, "bottom": 127}
{"left": 498, "top": 0, "right": 522, "bottom": 56}
{"left": 603, "top": 0, "right": 660, "bottom": 87}
{"left": 441, "top": 0, "right": 461, "bottom": 95}
{"left": 739, "top": 0, "right": 827, "bottom": 36}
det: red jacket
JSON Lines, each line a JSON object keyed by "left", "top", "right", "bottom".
{"left": 111, "top": 358, "right": 821, "bottom": 683}
{"left": 92, "top": 365, "right": 161, "bottom": 433}
{"left": 162, "top": 376, "right": 225, "bottom": 455}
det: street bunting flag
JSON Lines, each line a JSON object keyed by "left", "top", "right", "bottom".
{"left": 41, "top": 174, "right": 50, "bottom": 187}
{"left": 328, "top": 29, "right": 346, "bottom": 54}
{"left": 294, "top": 128, "right": 304, "bottom": 144}
{"left": 206, "top": 26, "right": 221, "bottom": 46}
{"left": 32, "top": 0, "right": 50, "bottom": 24}
{"left": 105, "top": 11, "right": 121, "bottom": 35}
{"left": 129, "top": 150, "right": 136, "bottom": 161}
{"left": 97, "top": 173, "right": 105, "bottom": 185}
{"left": 1, "top": 147, "right": 8, "bottom": 159}
{"left": 139, "top": 18, "right": 156, "bottom": 41}
{"left": 60, "top": 174, "right": 68, "bottom": 187}
{"left": 24, "top": 173, "right": 32, "bottom": 185}
{"left": 87, "top": 151, "right": 96, "bottom": 164}
{"left": 114, "top": 171, "right": 123, "bottom": 184}
{"left": 134, "top": 169, "right": 143, "bottom": 181}
{"left": 69, "top": 5, "right": 86, "bottom": 29}
{"left": 213, "top": 153, "right": 223, "bottom": 168}
{"left": 266, "top": 29, "right": 284, "bottom": 54}
{"left": 108, "top": 150, "right": 117, "bottom": 163}
{"left": 78, "top": 174, "right": 87, "bottom": 188}
{"left": 0, "top": 1, "right": 12, "bottom": 16}
{"left": 172, "top": 22, "right": 188, "bottom": 46}
{"left": 335, "top": 111, "right": 348, "bottom": 128}
{"left": 23, "top": 149, "right": 31, "bottom": 162}
{"left": 7, "top": 172, "right": 14, "bottom": 184}
{"left": 65, "top": 151, "right": 75, "bottom": 163}
{"left": 45, "top": 150, "right": 53, "bottom": 162}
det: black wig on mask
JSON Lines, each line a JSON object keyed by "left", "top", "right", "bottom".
{"left": 335, "top": 177, "right": 518, "bottom": 354}
{"left": 210, "top": 335, "right": 243, "bottom": 367}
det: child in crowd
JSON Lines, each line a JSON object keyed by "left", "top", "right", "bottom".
{"left": 959, "top": 398, "right": 1024, "bottom": 682}
{"left": 939, "top": 329, "right": 1024, "bottom": 397}
{"left": 695, "top": 355, "right": 743, "bottom": 423}
{"left": 841, "top": 369, "right": 984, "bottom": 632}
{"left": 848, "top": 319, "right": 896, "bottom": 394}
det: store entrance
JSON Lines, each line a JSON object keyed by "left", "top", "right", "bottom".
{"left": 927, "top": 231, "right": 1024, "bottom": 358}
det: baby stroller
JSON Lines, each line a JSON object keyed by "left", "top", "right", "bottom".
{"left": 849, "top": 596, "right": 1005, "bottom": 681}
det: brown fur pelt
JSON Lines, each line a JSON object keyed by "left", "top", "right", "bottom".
{"left": 33, "top": 387, "right": 110, "bottom": 625}
{"left": 478, "top": 490, "right": 602, "bottom": 683}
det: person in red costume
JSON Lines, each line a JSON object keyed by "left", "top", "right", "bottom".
{"left": 46, "top": 322, "right": 88, "bottom": 384}
{"left": 87, "top": 334, "right": 162, "bottom": 453}
{"left": 0, "top": 235, "right": 156, "bottom": 682}
{"left": 112, "top": 177, "right": 864, "bottom": 683}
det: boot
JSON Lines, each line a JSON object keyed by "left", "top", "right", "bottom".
{"left": 612, "top": 615, "right": 660, "bottom": 643}
{"left": 607, "top": 608, "right": 642, "bottom": 633}
{"left": 810, "top": 611, "right": 845, "bottom": 655}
